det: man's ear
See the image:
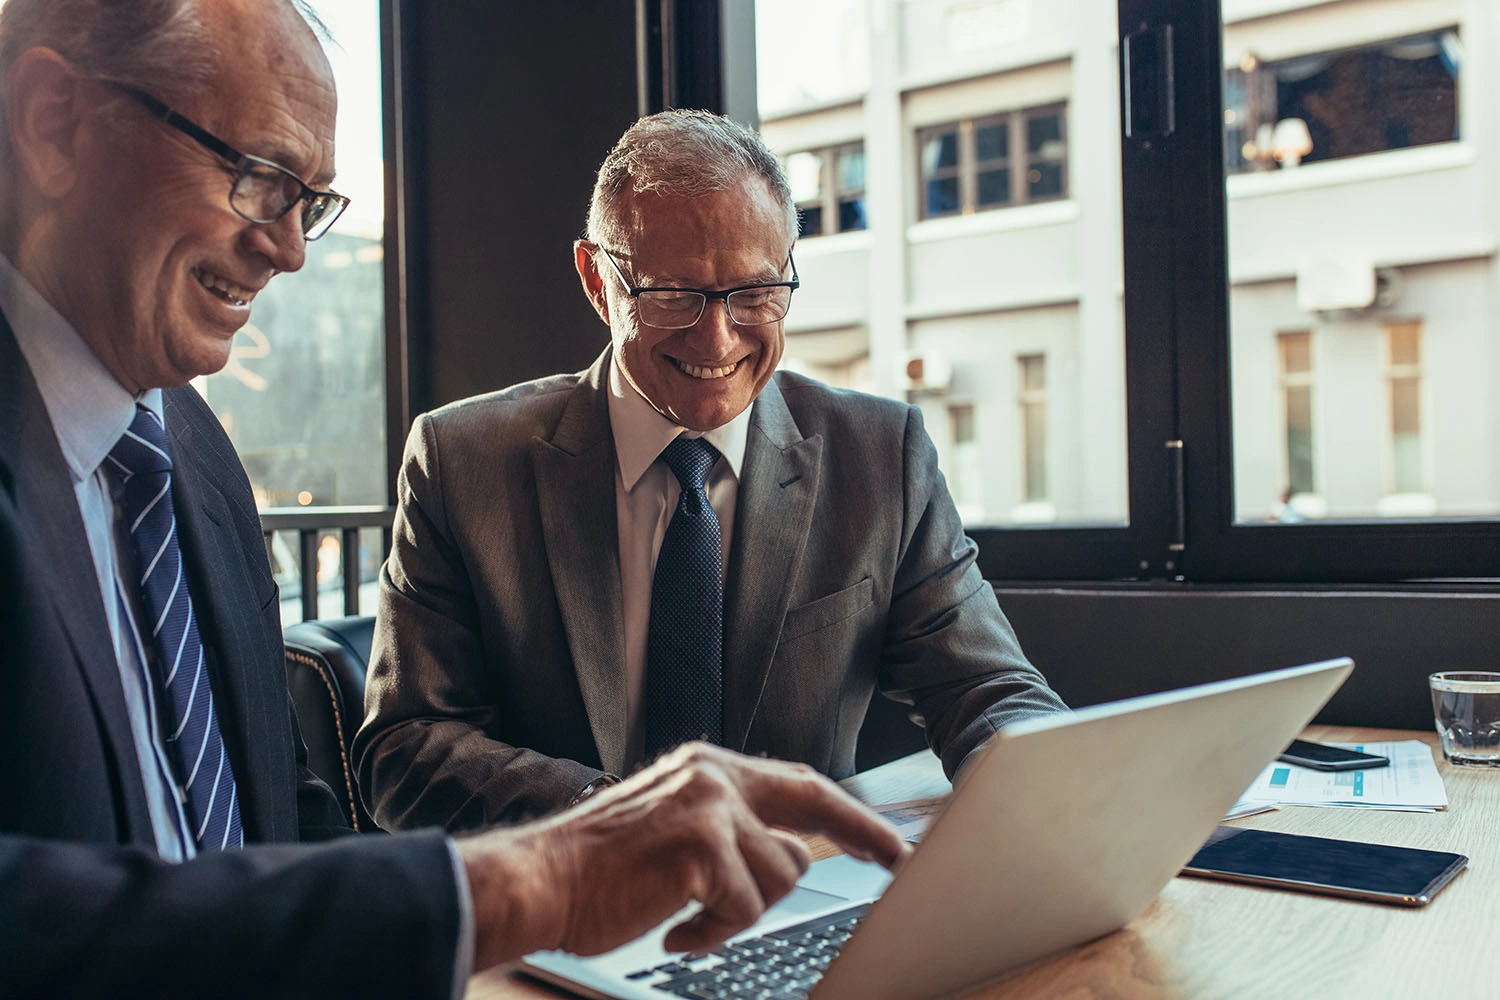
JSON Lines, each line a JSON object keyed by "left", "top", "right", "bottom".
{"left": 574, "top": 240, "right": 611, "bottom": 325}
{"left": 6, "top": 48, "right": 88, "bottom": 199}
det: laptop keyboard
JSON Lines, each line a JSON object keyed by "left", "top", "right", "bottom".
{"left": 625, "top": 903, "right": 870, "bottom": 999}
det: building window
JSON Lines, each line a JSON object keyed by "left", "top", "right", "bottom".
{"left": 1227, "top": 29, "right": 1460, "bottom": 173}
{"left": 1277, "top": 331, "right": 1315, "bottom": 498}
{"left": 1018, "top": 354, "right": 1047, "bottom": 502}
{"left": 948, "top": 402, "right": 981, "bottom": 514}
{"left": 1386, "top": 321, "right": 1424, "bottom": 495}
{"left": 918, "top": 105, "right": 1067, "bottom": 219}
{"left": 785, "top": 143, "right": 868, "bottom": 238}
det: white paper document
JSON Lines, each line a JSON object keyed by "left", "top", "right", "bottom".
{"left": 1224, "top": 797, "right": 1279, "bottom": 820}
{"left": 1239, "top": 740, "right": 1448, "bottom": 811}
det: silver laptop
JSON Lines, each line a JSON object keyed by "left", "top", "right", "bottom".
{"left": 522, "top": 657, "right": 1353, "bottom": 1000}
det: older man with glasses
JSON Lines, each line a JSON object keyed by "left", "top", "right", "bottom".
{"left": 355, "top": 110, "right": 1069, "bottom": 834}
{"left": 0, "top": 2, "right": 910, "bottom": 996}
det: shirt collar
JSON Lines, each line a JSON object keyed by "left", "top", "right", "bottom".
{"left": 0, "top": 252, "right": 162, "bottom": 484}
{"left": 607, "top": 354, "right": 751, "bottom": 492}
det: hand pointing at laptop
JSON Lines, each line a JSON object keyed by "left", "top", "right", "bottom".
{"left": 456, "top": 743, "right": 911, "bottom": 969}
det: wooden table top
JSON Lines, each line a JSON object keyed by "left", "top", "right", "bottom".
{"left": 467, "top": 725, "right": 1499, "bottom": 999}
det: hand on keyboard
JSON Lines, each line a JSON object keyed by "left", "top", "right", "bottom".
{"left": 457, "top": 743, "right": 910, "bottom": 969}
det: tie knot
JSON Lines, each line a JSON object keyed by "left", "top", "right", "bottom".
{"left": 108, "top": 404, "right": 173, "bottom": 481}
{"left": 659, "top": 436, "right": 718, "bottom": 490}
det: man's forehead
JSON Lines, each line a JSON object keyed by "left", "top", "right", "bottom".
{"left": 187, "top": 4, "right": 339, "bottom": 183}
{"left": 618, "top": 185, "right": 789, "bottom": 261}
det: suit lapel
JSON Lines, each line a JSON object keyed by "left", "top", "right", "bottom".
{"left": 530, "top": 352, "right": 630, "bottom": 774}
{"left": 722, "top": 379, "right": 822, "bottom": 752}
{"left": 0, "top": 313, "right": 154, "bottom": 843}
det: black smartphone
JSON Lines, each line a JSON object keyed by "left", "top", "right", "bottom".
{"left": 1181, "top": 826, "right": 1467, "bottom": 906}
{"left": 1277, "top": 738, "right": 1389, "bottom": 771}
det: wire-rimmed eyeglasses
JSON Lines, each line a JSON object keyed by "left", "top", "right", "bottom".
{"left": 109, "top": 83, "right": 350, "bottom": 241}
{"left": 595, "top": 245, "right": 799, "bottom": 329}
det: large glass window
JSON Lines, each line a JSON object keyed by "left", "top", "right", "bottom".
{"left": 192, "top": 0, "right": 388, "bottom": 620}
{"left": 752, "top": 0, "right": 1498, "bottom": 581}
{"left": 758, "top": 0, "right": 1123, "bottom": 537}
{"left": 1225, "top": 13, "right": 1490, "bottom": 526}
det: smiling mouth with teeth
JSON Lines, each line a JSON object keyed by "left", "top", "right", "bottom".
{"left": 677, "top": 359, "right": 739, "bottom": 380}
{"left": 193, "top": 267, "right": 254, "bottom": 307}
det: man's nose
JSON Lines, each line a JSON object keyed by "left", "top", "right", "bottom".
{"left": 248, "top": 209, "right": 308, "bottom": 274}
{"left": 684, "top": 298, "right": 737, "bottom": 353}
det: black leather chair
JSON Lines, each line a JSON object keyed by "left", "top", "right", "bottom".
{"left": 282, "top": 612, "right": 927, "bottom": 831}
{"left": 283, "top": 615, "right": 378, "bottom": 831}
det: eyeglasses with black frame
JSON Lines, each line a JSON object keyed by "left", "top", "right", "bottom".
{"left": 595, "top": 244, "right": 800, "bottom": 329}
{"left": 108, "top": 83, "right": 350, "bottom": 241}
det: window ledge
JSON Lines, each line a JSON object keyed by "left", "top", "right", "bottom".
{"left": 908, "top": 200, "right": 1079, "bottom": 244}
{"left": 794, "top": 229, "right": 875, "bottom": 257}
{"left": 760, "top": 92, "right": 865, "bottom": 124}
{"left": 905, "top": 283, "right": 1080, "bottom": 322}
{"left": 1227, "top": 143, "right": 1475, "bottom": 200}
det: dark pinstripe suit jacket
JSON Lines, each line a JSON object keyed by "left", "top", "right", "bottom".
{"left": 0, "top": 315, "right": 460, "bottom": 998}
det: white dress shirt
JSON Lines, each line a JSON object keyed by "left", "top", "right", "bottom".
{"left": 607, "top": 359, "right": 751, "bottom": 770}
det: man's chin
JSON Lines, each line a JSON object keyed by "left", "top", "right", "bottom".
{"left": 662, "top": 396, "right": 752, "bottom": 432}
{"left": 166, "top": 345, "right": 237, "bottom": 387}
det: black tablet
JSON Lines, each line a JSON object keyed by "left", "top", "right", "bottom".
{"left": 1181, "top": 826, "right": 1467, "bottom": 906}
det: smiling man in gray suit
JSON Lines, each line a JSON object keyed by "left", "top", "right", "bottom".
{"left": 356, "top": 110, "right": 1068, "bottom": 832}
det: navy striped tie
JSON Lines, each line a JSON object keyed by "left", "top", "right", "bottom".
{"left": 108, "top": 404, "right": 244, "bottom": 851}
{"left": 644, "top": 436, "right": 724, "bottom": 758}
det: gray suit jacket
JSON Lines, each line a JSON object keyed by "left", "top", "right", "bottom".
{"left": 355, "top": 350, "right": 1065, "bottom": 830}
{"left": 0, "top": 315, "right": 460, "bottom": 998}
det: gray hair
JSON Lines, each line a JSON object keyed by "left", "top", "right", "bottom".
{"left": 586, "top": 109, "right": 798, "bottom": 248}
{"left": 0, "top": 1, "right": 217, "bottom": 142}
{"left": 0, "top": 0, "right": 329, "bottom": 164}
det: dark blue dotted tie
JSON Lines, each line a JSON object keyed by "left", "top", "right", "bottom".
{"left": 107, "top": 404, "right": 243, "bottom": 850}
{"left": 644, "top": 436, "right": 724, "bottom": 758}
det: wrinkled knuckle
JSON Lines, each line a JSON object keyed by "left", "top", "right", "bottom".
{"left": 780, "top": 760, "right": 821, "bottom": 789}
{"left": 786, "top": 760, "right": 819, "bottom": 780}
{"left": 674, "top": 740, "right": 722, "bottom": 769}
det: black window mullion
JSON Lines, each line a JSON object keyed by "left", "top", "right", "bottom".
{"left": 1117, "top": 0, "right": 1190, "bottom": 581}
{"left": 955, "top": 6, "right": 1180, "bottom": 583}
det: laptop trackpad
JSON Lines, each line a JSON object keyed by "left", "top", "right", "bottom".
{"left": 792, "top": 854, "right": 894, "bottom": 904}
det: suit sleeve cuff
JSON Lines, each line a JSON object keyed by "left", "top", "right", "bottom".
{"left": 446, "top": 837, "right": 475, "bottom": 999}
{"left": 568, "top": 772, "right": 622, "bottom": 808}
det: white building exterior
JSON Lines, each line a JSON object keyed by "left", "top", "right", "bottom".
{"left": 758, "top": 0, "right": 1500, "bottom": 526}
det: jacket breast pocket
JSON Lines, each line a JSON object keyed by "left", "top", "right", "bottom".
{"left": 780, "top": 576, "right": 875, "bottom": 642}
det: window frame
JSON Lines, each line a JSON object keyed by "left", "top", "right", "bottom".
{"left": 1223, "top": 28, "right": 1462, "bottom": 176}
{"left": 651, "top": 1, "right": 1500, "bottom": 585}
{"left": 973, "top": 0, "right": 1500, "bottom": 584}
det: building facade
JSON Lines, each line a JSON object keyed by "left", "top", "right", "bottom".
{"left": 758, "top": 0, "right": 1498, "bottom": 527}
